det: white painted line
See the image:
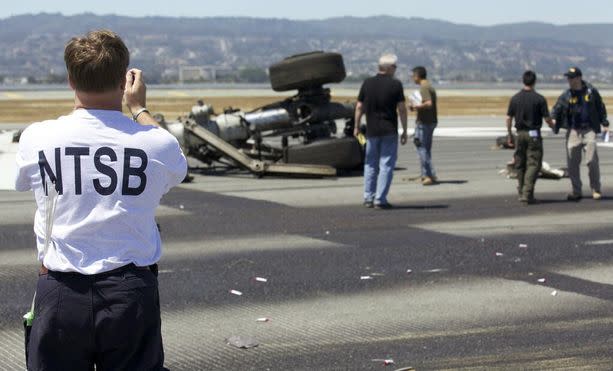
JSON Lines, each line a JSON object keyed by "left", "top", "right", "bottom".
{"left": 401, "top": 127, "right": 511, "bottom": 138}
{"left": 0, "top": 131, "right": 18, "bottom": 190}
{"left": 585, "top": 240, "right": 613, "bottom": 246}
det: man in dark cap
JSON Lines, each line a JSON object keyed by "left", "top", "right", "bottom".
{"left": 552, "top": 67, "right": 609, "bottom": 201}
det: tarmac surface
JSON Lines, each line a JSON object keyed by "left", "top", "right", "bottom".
{"left": 1, "top": 130, "right": 613, "bottom": 370}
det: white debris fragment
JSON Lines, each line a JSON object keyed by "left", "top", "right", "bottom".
{"left": 551, "top": 290, "right": 558, "bottom": 296}
{"left": 495, "top": 252, "right": 504, "bottom": 257}
{"left": 325, "top": 230, "right": 330, "bottom": 235}
{"left": 519, "top": 243, "right": 528, "bottom": 248}
{"left": 406, "top": 269, "right": 413, "bottom": 274}
{"left": 372, "top": 359, "right": 395, "bottom": 365}
{"left": 256, "top": 317, "right": 270, "bottom": 322}
{"left": 513, "top": 257, "right": 522, "bottom": 263}
{"left": 537, "top": 278, "right": 546, "bottom": 283}
{"left": 370, "top": 272, "right": 385, "bottom": 277}
{"left": 254, "top": 277, "right": 268, "bottom": 283}
{"left": 360, "top": 276, "right": 373, "bottom": 280}
{"left": 424, "top": 268, "right": 446, "bottom": 273}
{"left": 230, "top": 290, "right": 243, "bottom": 296}
{"left": 528, "top": 272, "right": 534, "bottom": 276}
{"left": 179, "top": 204, "right": 185, "bottom": 210}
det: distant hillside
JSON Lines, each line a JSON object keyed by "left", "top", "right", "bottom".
{"left": 1, "top": 13, "right": 612, "bottom": 84}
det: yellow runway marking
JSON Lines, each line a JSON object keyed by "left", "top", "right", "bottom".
{"left": 167, "top": 91, "right": 189, "bottom": 97}
{"left": 3, "top": 92, "right": 24, "bottom": 99}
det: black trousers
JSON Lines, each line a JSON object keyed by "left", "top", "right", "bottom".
{"left": 27, "top": 264, "right": 165, "bottom": 371}
{"left": 514, "top": 131, "right": 543, "bottom": 199}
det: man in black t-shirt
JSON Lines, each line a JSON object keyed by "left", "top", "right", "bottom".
{"left": 354, "top": 54, "right": 408, "bottom": 209}
{"left": 506, "top": 70, "right": 554, "bottom": 204}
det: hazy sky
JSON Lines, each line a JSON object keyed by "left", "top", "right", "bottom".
{"left": 2, "top": 0, "right": 613, "bottom": 25}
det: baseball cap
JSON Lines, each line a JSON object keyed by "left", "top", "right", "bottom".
{"left": 564, "top": 67, "right": 582, "bottom": 78}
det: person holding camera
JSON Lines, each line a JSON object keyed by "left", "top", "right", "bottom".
{"left": 15, "top": 30, "right": 187, "bottom": 370}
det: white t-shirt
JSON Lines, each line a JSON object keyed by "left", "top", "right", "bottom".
{"left": 15, "top": 109, "right": 188, "bottom": 274}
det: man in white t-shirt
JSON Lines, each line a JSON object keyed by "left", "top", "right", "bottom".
{"left": 15, "top": 30, "right": 187, "bottom": 370}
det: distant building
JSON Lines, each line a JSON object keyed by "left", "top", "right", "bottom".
{"left": 2, "top": 76, "right": 30, "bottom": 85}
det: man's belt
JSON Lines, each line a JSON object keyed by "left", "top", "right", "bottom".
{"left": 39, "top": 263, "right": 158, "bottom": 277}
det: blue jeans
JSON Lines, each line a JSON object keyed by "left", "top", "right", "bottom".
{"left": 415, "top": 122, "right": 437, "bottom": 178}
{"left": 364, "top": 134, "right": 398, "bottom": 204}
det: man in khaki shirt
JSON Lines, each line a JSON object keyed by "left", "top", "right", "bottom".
{"left": 409, "top": 66, "right": 438, "bottom": 186}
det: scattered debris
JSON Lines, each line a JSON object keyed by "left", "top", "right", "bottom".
{"left": 541, "top": 161, "right": 567, "bottom": 179}
{"left": 394, "top": 367, "right": 416, "bottom": 371}
{"left": 254, "top": 277, "right": 268, "bottom": 283}
{"left": 512, "top": 257, "right": 522, "bottom": 263}
{"left": 226, "top": 335, "right": 259, "bottom": 349}
{"left": 325, "top": 230, "right": 331, "bottom": 235}
{"left": 179, "top": 204, "right": 185, "bottom": 210}
{"left": 519, "top": 243, "right": 528, "bottom": 248}
{"left": 537, "top": 278, "right": 546, "bottom": 283}
{"left": 370, "top": 272, "right": 385, "bottom": 277}
{"left": 423, "top": 268, "right": 447, "bottom": 273}
{"left": 230, "top": 290, "right": 243, "bottom": 296}
{"left": 360, "top": 275, "right": 373, "bottom": 280}
{"left": 528, "top": 272, "right": 534, "bottom": 276}
{"left": 372, "top": 359, "right": 395, "bottom": 366}
{"left": 256, "top": 317, "right": 270, "bottom": 322}
{"left": 499, "top": 160, "right": 568, "bottom": 179}
{"left": 495, "top": 252, "right": 504, "bottom": 257}
{"left": 551, "top": 290, "right": 558, "bottom": 296}
{"left": 12, "top": 129, "right": 23, "bottom": 143}
{"left": 406, "top": 269, "right": 413, "bottom": 275}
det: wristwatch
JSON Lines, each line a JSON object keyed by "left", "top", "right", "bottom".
{"left": 132, "top": 107, "right": 150, "bottom": 121}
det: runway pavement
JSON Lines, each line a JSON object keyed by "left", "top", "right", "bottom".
{"left": 1, "top": 134, "right": 613, "bottom": 370}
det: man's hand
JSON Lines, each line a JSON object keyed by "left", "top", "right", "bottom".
{"left": 602, "top": 125, "right": 609, "bottom": 133}
{"left": 545, "top": 117, "right": 555, "bottom": 129}
{"left": 124, "top": 68, "right": 147, "bottom": 114}
{"left": 408, "top": 104, "right": 416, "bottom": 112}
{"left": 506, "top": 134, "right": 514, "bottom": 148}
{"left": 400, "top": 131, "right": 409, "bottom": 145}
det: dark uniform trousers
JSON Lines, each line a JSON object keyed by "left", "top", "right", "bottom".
{"left": 27, "top": 264, "right": 165, "bottom": 371}
{"left": 514, "top": 130, "right": 544, "bottom": 199}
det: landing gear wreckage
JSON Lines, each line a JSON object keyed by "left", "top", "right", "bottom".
{"left": 155, "top": 52, "right": 364, "bottom": 178}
